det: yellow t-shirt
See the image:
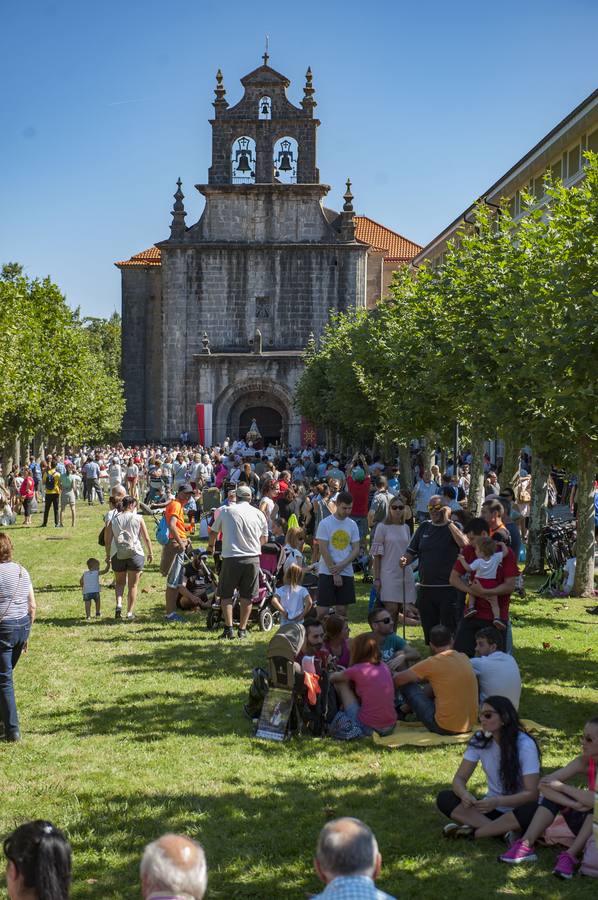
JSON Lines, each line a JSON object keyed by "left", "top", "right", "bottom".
{"left": 44, "top": 469, "right": 61, "bottom": 495}
{"left": 411, "top": 650, "right": 478, "bottom": 733}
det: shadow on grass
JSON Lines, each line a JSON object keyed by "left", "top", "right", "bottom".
{"left": 36, "top": 584, "right": 81, "bottom": 593}
{"left": 56, "top": 774, "right": 597, "bottom": 900}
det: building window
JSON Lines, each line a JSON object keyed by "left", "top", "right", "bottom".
{"left": 567, "top": 144, "right": 581, "bottom": 179}
{"left": 273, "top": 136, "right": 298, "bottom": 184}
{"left": 255, "top": 296, "right": 271, "bottom": 320}
{"left": 587, "top": 128, "right": 598, "bottom": 155}
{"left": 550, "top": 158, "right": 562, "bottom": 183}
{"left": 258, "top": 96, "right": 272, "bottom": 120}
{"left": 532, "top": 173, "right": 545, "bottom": 201}
{"left": 231, "top": 136, "right": 256, "bottom": 184}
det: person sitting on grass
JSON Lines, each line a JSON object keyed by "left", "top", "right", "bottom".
{"left": 470, "top": 626, "right": 521, "bottom": 709}
{"left": 437, "top": 696, "right": 540, "bottom": 841}
{"left": 500, "top": 715, "right": 598, "bottom": 880}
{"left": 329, "top": 632, "right": 397, "bottom": 738}
{"left": 313, "top": 817, "right": 396, "bottom": 900}
{"left": 140, "top": 833, "right": 207, "bottom": 900}
{"left": 324, "top": 614, "right": 351, "bottom": 668}
{"left": 392, "top": 625, "right": 478, "bottom": 735}
{"left": 3, "top": 819, "right": 71, "bottom": 900}
{"left": 367, "top": 607, "right": 420, "bottom": 667}
{"left": 271, "top": 563, "right": 313, "bottom": 625}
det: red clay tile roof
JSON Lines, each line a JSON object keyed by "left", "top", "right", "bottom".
{"left": 115, "top": 246, "right": 162, "bottom": 268}
{"left": 115, "top": 218, "right": 421, "bottom": 268}
{"left": 354, "top": 216, "right": 422, "bottom": 262}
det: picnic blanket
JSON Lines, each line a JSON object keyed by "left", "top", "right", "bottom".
{"left": 372, "top": 718, "right": 550, "bottom": 749}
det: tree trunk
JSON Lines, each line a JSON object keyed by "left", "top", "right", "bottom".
{"left": 440, "top": 448, "right": 447, "bottom": 474}
{"left": 524, "top": 454, "right": 549, "bottom": 574}
{"left": 467, "top": 427, "right": 486, "bottom": 516}
{"left": 571, "top": 435, "right": 597, "bottom": 596}
{"left": 501, "top": 430, "right": 521, "bottom": 487}
{"left": 13, "top": 435, "right": 21, "bottom": 471}
{"left": 398, "top": 444, "right": 413, "bottom": 491}
{"left": 424, "top": 436, "right": 436, "bottom": 471}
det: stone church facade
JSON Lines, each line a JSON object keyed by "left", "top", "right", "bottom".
{"left": 116, "top": 59, "right": 420, "bottom": 445}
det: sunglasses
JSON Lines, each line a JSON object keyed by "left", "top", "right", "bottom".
{"left": 428, "top": 505, "right": 442, "bottom": 511}
{"left": 375, "top": 617, "right": 392, "bottom": 625}
{"left": 479, "top": 711, "right": 496, "bottom": 720}
{"left": 391, "top": 505, "right": 405, "bottom": 511}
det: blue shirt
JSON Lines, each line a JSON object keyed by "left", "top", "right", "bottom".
{"left": 313, "top": 875, "right": 396, "bottom": 900}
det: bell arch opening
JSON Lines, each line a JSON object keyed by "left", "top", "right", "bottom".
{"left": 273, "top": 136, "right": 298, "bottom": 184}
{"left": 231, "top": 136, "right": 256, "bottom": 184}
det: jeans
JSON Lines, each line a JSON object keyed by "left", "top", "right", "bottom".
{"left": 42, "top": 493, "right": 59, "bottom": 526}
{"left": 400, "top": 681, "right": 456, "bottom": 735}
{"left": 85, "top": 478, "right": 104, "bottom": 504}
{"left": 0, "top": 615, "right": 31, "bottom": 735}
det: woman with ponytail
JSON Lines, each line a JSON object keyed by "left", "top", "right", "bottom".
{"left": 437, "top": 696, "right": 540, "bottom": 839}
{"left": 4, "top": 820, "right": 71, "bottom": 899}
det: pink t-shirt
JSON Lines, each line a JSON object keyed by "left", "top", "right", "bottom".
{"left": 343, "top": 662, "right": 397, "bottom": 730}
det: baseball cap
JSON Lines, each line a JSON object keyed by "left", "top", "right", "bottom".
{"left": 235, "top": 484, "right": 252, "bottom": 500}
{"left": 178, "top": 483, "right": 194, "bottom": 494}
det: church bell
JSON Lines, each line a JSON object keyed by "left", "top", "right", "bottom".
{"left": 237, "top": 152, "right": 251, "bottom": 172}
{"left": 278, "top": 139, "right": 293, "bottom": 172}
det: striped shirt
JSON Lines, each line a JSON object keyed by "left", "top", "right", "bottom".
{"left": 0, "top": 562, "right": 32, "bottom": 619}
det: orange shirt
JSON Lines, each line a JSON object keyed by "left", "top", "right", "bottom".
{"left": 164, "top": 499, "right": 190, "bottom": 542}
{"left": 410, "top": 650, "right": 478, "bottom": 733}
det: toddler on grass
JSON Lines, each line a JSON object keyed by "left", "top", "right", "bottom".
{"left": 80, "top": 557, "right": 109, "bottom": 620}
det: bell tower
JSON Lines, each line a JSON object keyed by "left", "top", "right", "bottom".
{"left": 207, "top": 60, "right": 320, "bottom": 185}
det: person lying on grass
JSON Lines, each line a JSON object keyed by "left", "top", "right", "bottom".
{"left": 329, "top": 633, "right": 397, "bottom": 738}
{"left": 500, "top": 715, "right": 598, "bottom": 880}
{"left": 437, "top": 695, "right": 540, "bottom": 840}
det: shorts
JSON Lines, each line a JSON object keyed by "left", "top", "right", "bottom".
{"left": 83, "top": 592, "right": 100, "bottom": 602}
{"left": 111, "top": 553, "right": 144, "bottom": 573}
{"left": 317, "top": 574, "right": 356, "bottom": 608}
{"left": 60, "top": 490, "right": 76, "bottom": 509}
{"left": 218, "top": 556, "right": 260, "bottom": 601}
{"left": 539, "top": 798, "right": 591, "bottom": 835}
{"left": 166, "top": 551, "right": 186, "bottom": 589}
{"left": 436, "top": 790, "right": 538, "bottom": 831}
{"left": 23, "top": 498, "right": 33, "bottom": 516}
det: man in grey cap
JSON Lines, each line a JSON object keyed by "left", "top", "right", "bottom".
{"left": 207, "top": 482, "right": 268, "bottom": 639}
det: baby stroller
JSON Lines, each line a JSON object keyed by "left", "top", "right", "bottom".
{"left": 206, "top": 541, "right": 284, "bottom": 632}
{"left": 176, "top": 549, "right": 218, "bottom": 612}
{"left": 251, "top": 624, "right": 335, "bottom": 738}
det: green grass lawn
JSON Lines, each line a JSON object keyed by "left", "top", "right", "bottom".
{"left": 1, "top": 505, "right": 597, "bottom": 898}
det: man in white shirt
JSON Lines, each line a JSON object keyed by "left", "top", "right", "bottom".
{"left": 316, "top": 491, "right": 360, "bottom": 620}
{"left": 413, "top": 470, "right": 440, "bottom": 523}
{"left": 207, "top": 483, "right": 267, "bottom": 640}
{"left": 471, "top": 626, "right": 521, "bottom": 709}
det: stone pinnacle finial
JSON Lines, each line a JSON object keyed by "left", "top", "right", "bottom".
{"left": 201, "top": 332, "right": 211, "bottom": 354}
{"left": 213, "top": 68, "right": 228, "bottom": 109}
{"left": 170, "top": 177, "right": 186, "bottom": 239}
{"left": 302, "top": 65, "right": 317, "bottom": 113}
{"left": 343, "top": 178, "right": 354, "bottom": 212}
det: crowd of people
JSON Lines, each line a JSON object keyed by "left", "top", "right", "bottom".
{"left": 1, "top": 436, "right": 596, "bottom": 892}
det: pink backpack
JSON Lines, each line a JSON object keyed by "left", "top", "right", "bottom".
{"left": 581, "top": 835, "right": 598, "bottom": 877}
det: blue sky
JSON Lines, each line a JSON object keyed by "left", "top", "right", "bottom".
{"left": 2, "top": 0, "right": 597, "bottom": 318}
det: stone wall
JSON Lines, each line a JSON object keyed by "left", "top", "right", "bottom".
{"left": 120, "top": 266, "right": 163, "bottom": 441}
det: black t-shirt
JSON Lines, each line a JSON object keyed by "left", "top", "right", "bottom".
{"left": 407, "top": 521, "right": 463, "bottom": 585}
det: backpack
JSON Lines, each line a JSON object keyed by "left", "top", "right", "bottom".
{"left": 155, "top": 513, "right": 170, "bottom": 546}
{"left": 113, "top": 514, "right": 136, "bottom": 559}
{"left": 46, "top": 472, "right": 56, "bottom": 491}
{"left": 371, "top": 490, "right": 391, "bottom": 524}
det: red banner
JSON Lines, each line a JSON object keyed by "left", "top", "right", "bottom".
{"left": 300, "top": 418, "right": 317, "bottom": 447}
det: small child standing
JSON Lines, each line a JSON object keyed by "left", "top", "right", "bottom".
{"left": 459, "top": 538, "right": 509, "bottom": 630}
{"left": 80, "top": 557, "right": 108, "bottom": 620}
{"left": 271, "top": 563, "right": 313, "bottom": 625}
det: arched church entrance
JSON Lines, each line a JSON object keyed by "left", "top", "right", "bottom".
{"left": 238, "top": 406, "right": 283, "bottom": 444}
{"left": 222, "top": 382, "right": 293, "bottom": 447}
